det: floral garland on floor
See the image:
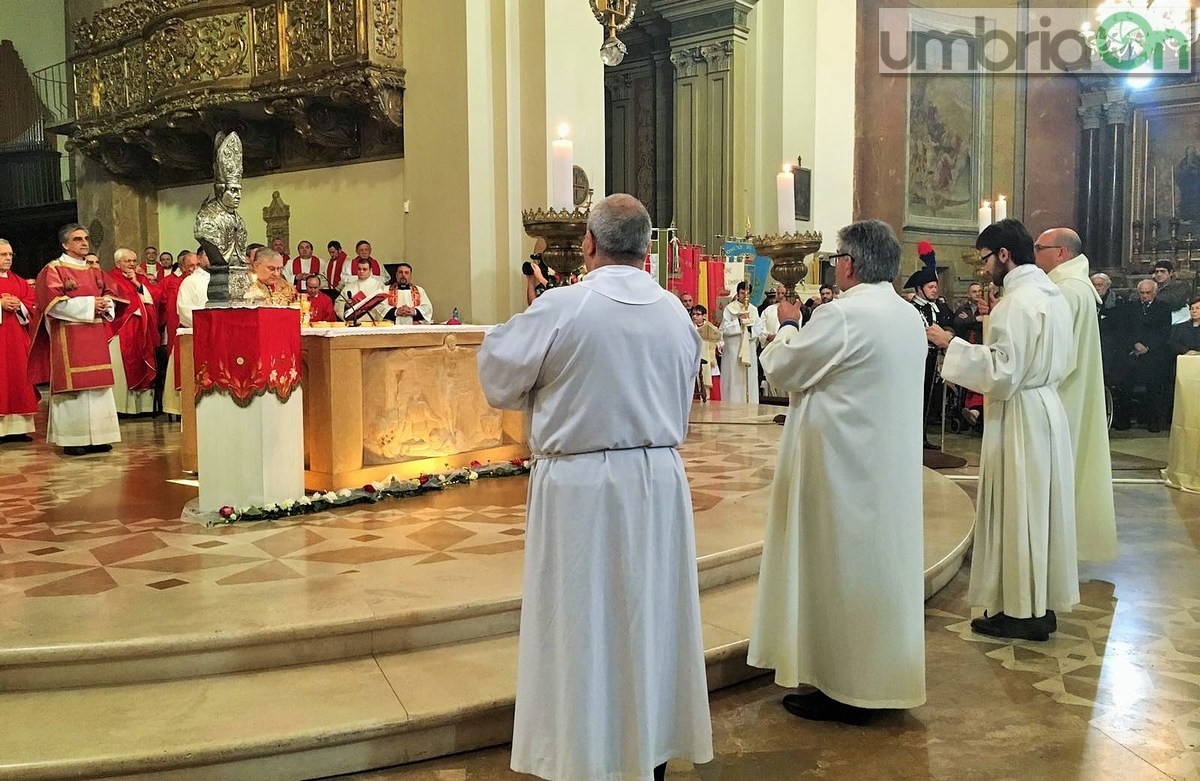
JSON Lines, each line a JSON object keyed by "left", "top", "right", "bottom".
{"left": 214, "top": 459, "right": 531, "bottom": 525}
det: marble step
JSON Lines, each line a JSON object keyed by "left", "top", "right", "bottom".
{"left": 0, "top": 542, "right": 763, "bottom": 693}
{"left": 0, "top": 579, "right": 767, "bottom": 781}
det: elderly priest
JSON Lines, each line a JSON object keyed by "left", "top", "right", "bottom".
{"left": 106, "top": 247, "right": 160, "bottom": 415}
{"left": 0, "top": 239, "right": 39, "bottom": 442}
{"left": 479, "top": 194, "right": 711, "bottom": 781}
{"left": 928, "top": 219, "right": 1078, "bottom": 641}
{"left": 28, "top": 224, "right": 121, "bottom": 455}
{"left": 749, "top": 219, "right": 927, "bottom": 725}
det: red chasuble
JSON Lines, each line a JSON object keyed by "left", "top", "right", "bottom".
{"left": 0, "top": 272, "right": 40, "bottom": 415}
{"left": 306, "top": 291, "right": 337, "bottom": 323}
{"left": 105, "top": 269, "right": 160, "bottom": 391}
{"left": 28, "top": 258, "right": 117, "bottom": 393}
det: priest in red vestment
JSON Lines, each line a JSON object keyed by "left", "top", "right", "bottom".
{"left": 28, "top": 224, "right": 121, "bottom": 455}
{"left": 303, "top": 275, "right": 337, "bottom": 323}
{"left": 106, "top": 248, "right": 160, "bottom": 415}
{"left": 0, "top": 239, "right": 39, "bottom": 442}
{"left": 288, "top": 240, "right": 322, "bottom": 289}
{"left": 326, "top": 240, "right": 365, "bottom": 289}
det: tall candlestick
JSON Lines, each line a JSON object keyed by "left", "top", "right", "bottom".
{"left": 776, "top": 163, "right": 796, "bottom": 235}
{"left": 994, "top": 194, "right": 1007, "bottom": 222}
{"left": 1153, "top": 166, "right": 1158, "bottom": 220}
{"left": 551, "top": 123, "right": 574, "bottom": 210}
{"left": 1171, "top": 165, "right": 1177, "bottom": 216}
{"left": 977, "top": 200, "right": 993, "bottom": 234}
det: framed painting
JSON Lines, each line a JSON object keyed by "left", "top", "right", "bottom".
{"left": 793, "top": 160, "right": 812, "bottom": 223}
{"left": 903, "top": 26, "right": 990, "bottom": 232}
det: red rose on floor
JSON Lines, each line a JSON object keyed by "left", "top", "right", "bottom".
{"left": 219, "top": 506, "right": 234, "bottom": 518}
{"left": 470, "top": 460, "right": 482, "bottom": 468}
{"left": 363, "top": 484, "right": 377, "bottom": 495}
{"left": 510, "top": 458, "right": 524, "bottom": 466}
{"left": 418, "top": 475, "right": 430, "bottom": 485}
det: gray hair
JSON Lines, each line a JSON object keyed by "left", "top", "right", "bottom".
{"left": 253, "top": 247, "right": 281, "bottom": 267}
{"left": 1090, "top": 272, "right": 1111, "bottom": 284}
{"left": 587, "top": 194, "right": 652, "bottom": 265}
{"left": 1058, "top": 229, "right": 1083, "bottom": 256}
{"left": 835, "top": 219, "right": 901, "bottom": 284}
{"left": 0, "top": 238, "right": 11, "bottom": 250}
{"left": 58, "top": 223, "right": 88, "bottom": 245}
{"left": 1137, "top": 279, "right": 1156, "bottom": 293}
{"left": 114, "top": 247, "right": 137, "bottom": 263}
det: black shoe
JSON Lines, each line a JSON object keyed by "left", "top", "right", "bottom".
{"left": 654, "top": 763, "right": 666, "bottom": 781}
{"left": 63, "top": 446, "right": 88, "bottom": 457}
{"left": 970, "top": 612, "right": 1050, "bottom": 641}
{"left": 773, "top": 414, "right": 787, "bottom": 425}
{"left": 1040, "top": 610, "right": 1057, "bottom": 634}
{"left": 0, "top": 434, "right": 33, "bottom": 443}
{"left": 923, "top": 439, "right": 940, "bottom": 450}
{"left": 781, "top": 691, "right": 871, "bottom": 725}
{"left": 85, "top": 444, "right": 113, "bottom": 453}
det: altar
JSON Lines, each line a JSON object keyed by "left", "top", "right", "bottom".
{"left": 179, "top": 325, "right": 528, "bottom": 491}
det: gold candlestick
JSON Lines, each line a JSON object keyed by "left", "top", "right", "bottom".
{"left": 522, "top": 206, "right": 589, "bottom": 280}
{"left": 749, "top": 231, "right": 823, "bottom": 302}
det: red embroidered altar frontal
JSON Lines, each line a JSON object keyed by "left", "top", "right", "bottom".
{"left": 193, "top": 307, "right": 301, "bottom": 407}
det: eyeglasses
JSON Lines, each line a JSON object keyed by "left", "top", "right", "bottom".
{"left": 1033, "top": 244, "right": 1063, "bottom": 252}
{"left": 979, "top": 251, "right": 998, "bottom": 263}
{"left": 827, "top": 252, "right": 854, "bottom": 264}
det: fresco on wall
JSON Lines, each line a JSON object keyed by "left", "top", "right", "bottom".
{"left": 1138, "top": 108, "right": 1200, "bottom": 225}
{"left": 906, "top": 73, "right": 980, "bottom": 231}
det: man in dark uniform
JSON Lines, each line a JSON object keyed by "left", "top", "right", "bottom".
{"left": 907, "top": 261, "right": 953, "bottom": 449}
{"left": 1113, "top": 279, "right": 1173, "bottom": 431}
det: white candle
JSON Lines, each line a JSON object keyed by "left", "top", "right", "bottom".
{"left": 776, "top": 164, "right": 796, "bottom": 235}
{"left": 994, "top": 194, "right": 1007, "bottom": 222}
{"left": 551, "top": 123, "right": 574, "bottom": 211}
{"left": 977, "top": 200, "right": 993, "bottom": 234}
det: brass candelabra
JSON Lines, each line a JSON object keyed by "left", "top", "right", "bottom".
{"left": 749, "top": 232, "right": 824, "bottom": 302}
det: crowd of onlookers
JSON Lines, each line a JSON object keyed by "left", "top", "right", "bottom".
{"left": 676, "top": 256, "right": 1199, "bottom": 435}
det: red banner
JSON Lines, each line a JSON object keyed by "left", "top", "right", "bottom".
{"left": 193, "top": 308, "right": 302, "bottom": 407}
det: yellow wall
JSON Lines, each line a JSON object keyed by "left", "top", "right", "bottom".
{"left": 157, "top": 158, "right": 406, "bottom": 266}
{"left": 1, "top": 0, "right": 66, "bottom": 73}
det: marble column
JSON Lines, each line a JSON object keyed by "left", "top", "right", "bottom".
{"left": 1100, "top": 101, "right": 1130, "bottom": 270}
{"left": 72, "top": 153, "right": 159, "bottom": 269}
{"left": 1075, "top": 104, "right": 1103, "bottom": 262}
{"left": 659, "top": 0, "right": 757, "bottom": 253}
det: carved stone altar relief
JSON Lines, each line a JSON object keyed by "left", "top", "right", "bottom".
{"left": 362, "top": 337, "right": 507, "bottom": 465}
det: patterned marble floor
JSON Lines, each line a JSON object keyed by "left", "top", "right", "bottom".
{"left": 328, "top": 437, "right": 1200, "bottom": 781}
{"left": 0, "top": 414, "right": 776, "bottom": 601}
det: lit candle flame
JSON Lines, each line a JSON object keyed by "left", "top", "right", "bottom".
{"left": 558, "top": 123, "right": 570, "bottom": 139}
{"left": 782, "top": 163, "right": 793, "bottom": 173}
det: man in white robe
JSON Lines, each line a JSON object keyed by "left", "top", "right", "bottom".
{"left": 167, "top": 250, "right": 210, "bottom": 418}
{"left": 719, "top": 281, "right": 761, "bottom": 404}
{"left": 758, "top": 283, "right": 787, "bottom": 397}
{"left": 336, "top": 258, "right": 390, "bottom": 322}
{"left": 928, "top": 218, "right": 1078, "bottom": 641}
{"left": 1034, "top": 228, "right": 1118, "bottom": 561}
{"left": 479, "top": 194, "right": 712, "bottom": 781}
{"left": 750, "top": 219, "right": 927, "bottom": 724}
{"left": 388, "top": 262, "right": 433, "bottom": 325}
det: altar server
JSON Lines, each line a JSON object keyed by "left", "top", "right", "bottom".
{"left": 0, "top": 239, "right": 39, "bottom": 441}
{"left": 105, "top": 248, "right": 159, "bottom": 415}
{"left": 927, "top": 218, "right": 1078, "bottom": 640}
{"left": 168, "top": 249, "right": 211, "bottom": 417}
{"left": 288, "top": 240, "right": 322, "bottom": 287}
{"left": 720, "top": 281, "right": 761, "bottom": 404}
{"left": 479, "top": 194, "right": 711, "bottom": 781}
{"left": 750, "top": 219, "right": 927, "bottom": 725}
{"left": 1034, "top": 228, "right": 1117, "bottom": 562}
{"left": 28, "top": 224, "right": 120, "bottom": 455}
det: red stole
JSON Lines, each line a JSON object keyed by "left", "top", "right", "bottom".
{"left": 105, "top": 269, "right": 160, "bottom": 391}
{"left": 0, "top": 272, "right": 39, "bottom": 415}
{"left": 327, "top": 253, "right": 381, "bottom": 288}
{"left": 291, "top": 255, "right": 321, "bottom": 281}
{"left": 29, "top": 257, "right": 116, "bottom": 393}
